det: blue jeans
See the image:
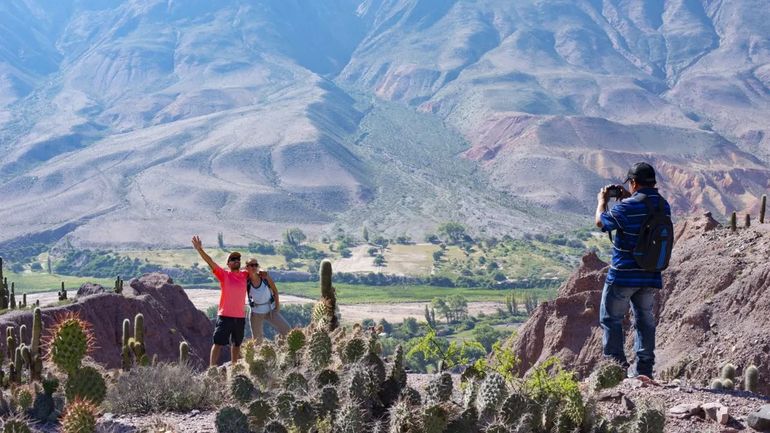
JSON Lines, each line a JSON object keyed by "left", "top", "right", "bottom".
{"left": 599, "top": 283, "right": 656, "bottom": 377}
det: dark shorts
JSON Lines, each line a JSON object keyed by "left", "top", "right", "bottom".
{"left": 213, "top": 316, "right": 245, "bottom": 347}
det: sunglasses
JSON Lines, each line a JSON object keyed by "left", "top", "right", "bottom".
{"left": 247, "top": 263, "right": 259, "bottom": 268}
{"left": 228, "top": 257, "right": 241, "bottom": 262}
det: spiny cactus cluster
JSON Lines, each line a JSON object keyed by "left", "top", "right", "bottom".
{"left": 709, "top": 362, "right": 761, "bottom": 393}
{"left": 121, "top": 313, "right": 149, "bottom": 370}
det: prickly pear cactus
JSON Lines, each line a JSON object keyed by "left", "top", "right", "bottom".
{"left": 247, "top": 398, "right": 273, "bottom": 428}
{"left": 484, "top": 419, "right": 509, "bottom": 433}
{"left": 388, "top": 398, "right": 417, "bottom": 433}
{"left": 264, "top": 420, "right": 289, "bottom": 433}
{"left": 401, "top": 387, "right": 422, "bottom": 406}
{"left": 248, "top": 358, "right": 269, "bottom": 382}
{"left": 60, "top": 399, "right": 98, "bottom": 433}
{"left": 335, "top": 400, "right": 366, "bottom": 433}
{"left": 307, "top": 330, "right": 333, "bottom": 369}
{"left": 284, "top": 371, "right": 309, "bottom": 393}
{"left": 286, "top": 329, "right": 306, "bottom": 355}
{"left": 48, "top": 313, "right": 93, "bottom": 375}
{"left": 318, "top": 385, "right": 339, "bottom": 418}
{"left": 426, "top": 372, "right": 453, "bottom": 404}
{"left": 275, "top": 391, "right": 296, "bottom": 421}
{"left": 421, "top": 404, "right": 449, "bottom": 433}
{"left": 230, "top": 374, "right": 255, "bottom": 404}
{"left": 629, "top": 407, "right": 665, "bottom": 433}
{"left": 500, "top": 392, "right": 532, "bottom": 426}
{"left": 2, "top": 416, "right": 33, "bottom": 433}
{"left": 64, "top": 366, "right": 107, "bottom": 405}
{"left": 589, "top": 360, "right": 626, "bottom": 392}
{"left": 259, "top": 344, "right": 278, "bottom": 365}
{"left": 316, "top": 368, "right": 340, "bottom": 388}
{"left": 215, "top": 406, "right": 249, "bottom": 433}
{"left": 291, "top": 398, "right": 316, "bottom": 432}
{"left": 389, "top": 345, "right": 407, "bottom": 389}
{"left": 476, "top": 372, "right": 507, "bottom": 416}
{"left": 339, "top": 338, "right": 363, "bottom": 364}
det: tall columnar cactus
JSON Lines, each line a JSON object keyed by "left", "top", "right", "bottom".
{"left": 21, "top": 293, "right": 26, "bottom": 308}
{"left": 61, "top": 398, "right": 98, "bottom": 433}
{"left": 179, "top": 341, "right": 189, "bottom": 365}
{"left": 7, "top": 326, "right": 17, "bottom": 359}
{"left": 124, "top": 313, "right": 148, "bottom": 367}
{"left": 27, "top": 308, "right": 44, "bottom": 381}
{"left": 114, "top": 276, "right": 124, "bottom": 294}
{"left": 12, "top": 346, "right": 23, "bottom": 383}
{"left": 761, "top": 195, "right": 767, "bottom": 224}
{"left": 0, "top": 257, "right": 7, "bottom": 310}
{"left": 745, "top": 214, "right": 751, "bottom": 228}
{"left": 120, "top": 318, "right": 131, "bottom": 371}
{"left": 10, "top": 282, "right": 16, "bottom": 309}
{"left": 58, "top": 282, "right": 67, "bottom": 301}
{"left": 730, "top": 211, "right": 737, "bottom": 232}
{"left": 745, "top": 365, "right": 759, "bottom": 392}
{"left": 314, "top": 259, "right": 339, "bottom": 331}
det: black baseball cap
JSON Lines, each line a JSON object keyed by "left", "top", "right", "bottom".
{"left": 624, "top": 162, "right": 656, "bottom": 184}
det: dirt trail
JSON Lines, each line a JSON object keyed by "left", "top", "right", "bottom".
{"left": 26, "top": 289, "right": 505, "bottom": 324}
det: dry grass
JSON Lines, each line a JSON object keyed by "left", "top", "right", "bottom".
{"left": 103, "top": 363, "right": 225, "bottom": 414}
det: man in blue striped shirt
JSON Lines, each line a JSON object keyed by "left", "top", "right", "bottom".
{"left": 595, "top": 162, "right": 671, "bottom": 379}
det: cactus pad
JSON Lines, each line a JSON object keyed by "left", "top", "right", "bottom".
{"left": 60, "top": 399, "right": 98, "bottom": 433}
{"left": 47, "top": 313, "right": 94, "bottom": 375}
{"left": 215, "top": 406, "right": 249, "bottom": 433}
{"left": 65, "top": 366, "right": 107, "bottom": 405}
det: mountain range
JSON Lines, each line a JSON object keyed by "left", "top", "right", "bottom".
{"left": 1, "top": 0, "right": 769, "bottom": 247}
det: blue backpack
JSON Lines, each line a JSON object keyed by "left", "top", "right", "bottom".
{"left": 633, "top": 197, "right": 673, "bottom": 271}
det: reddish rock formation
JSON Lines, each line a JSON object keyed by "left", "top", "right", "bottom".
{"left": 0, "top": 273, "right": 212, "bottom": 369}
{"left": 511, "top": 212, "right": 770, "bottom": 395}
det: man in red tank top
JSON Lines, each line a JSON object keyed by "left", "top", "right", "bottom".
{"left": 192, "top": 235, "right": 248, "bottom": 366}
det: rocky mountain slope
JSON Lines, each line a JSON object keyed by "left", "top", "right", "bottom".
{"left": 510, "top": 212, "right": 770, "bottom": 398}
{"left": 1, "top": 0, "right": 769, "bottom": 247}
{"left": 0, "top": 273, "right": 212, "bottom": 368}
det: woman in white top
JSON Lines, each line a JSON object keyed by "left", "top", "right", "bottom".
{"left": 245, "top": 258, "right": 291, "bottom": 344}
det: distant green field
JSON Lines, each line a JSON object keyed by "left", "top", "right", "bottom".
{"left": 276, "top": 281, "right": 554, "bottom": 304}
{"left": 3, "top": 271, "right": 114, "bottom": 293}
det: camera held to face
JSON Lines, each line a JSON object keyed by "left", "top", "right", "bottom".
{"left": 606, "top": 185, "right": 624, "bottom": 199}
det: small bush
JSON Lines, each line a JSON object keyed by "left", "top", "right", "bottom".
{"left": 103, "top": 363, "right": 223, "bottom": 414}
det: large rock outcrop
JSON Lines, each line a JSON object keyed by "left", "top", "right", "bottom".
{"left": 0, "top": 273, "right": 212, "bottom": 369}
{"left": 511, "top": 212, "right": 770, "bottom": 395}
